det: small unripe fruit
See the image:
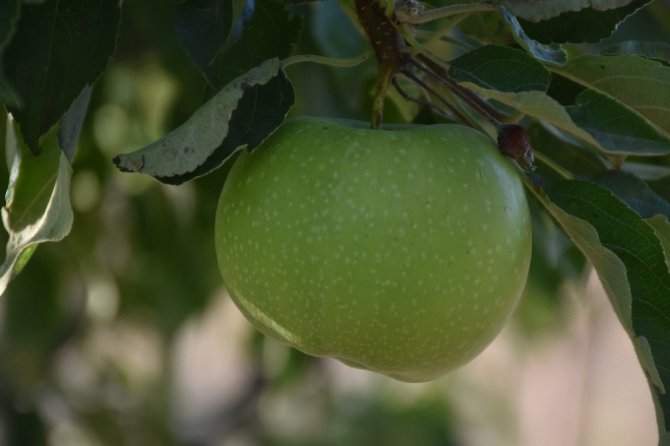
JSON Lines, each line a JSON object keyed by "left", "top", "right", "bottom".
{"left": 215, "top": 117, "right": 531, "bottom": 382}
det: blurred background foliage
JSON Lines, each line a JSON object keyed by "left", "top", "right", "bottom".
{"left": 1, "top": 0, "right": 669, "bottom": 445}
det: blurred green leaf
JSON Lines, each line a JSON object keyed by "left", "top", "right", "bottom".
{"left": 215, "top": 0, "right": 301, "bottom": 88}
{"left": 0, "top": 402, "right": 48, "bottom": 446}
{"left": 113, "top": 59, "right": 294, "bottom": 184}
{"left": 518, "top": 0, "right": 652, "bottom": 43}
{"left": 4, "top": 0, "right": 120, "bottom": 154}
{"left": 0, "top": 0, "right": 20, "bottom": 108}
{"left": 535, "top": 176, "right": 670, "bottom": 441}
{"left": 301, "top": 396, "right": 458, "bottom": 446}
{"left": 312, "top": 0, "right": 366, "bottom": 58}
{"left": 459, "top": 11, "right": 512, "bottom": 45}
{"left": 567, "top": 89, "right": 670, "bottom": 155}
{"left": 0, "top": 0, "right": 19, "bottom": 48}
{"left": 448, "top": 45, "right": 550, "bottom": 92}
{"left": 0, "top": 118, "right": 73, "bottom": 296}
{"left": 175, "top": 0, "right": 250, "bottom": 86}
{"left": 308, "top": 0, "right": 374, "bottom": 121}
{"left": 553, "top": 55, "right": 670, "bottom": 139}
{"left": 523, "top": 201, "right": 587, "bottom": 332}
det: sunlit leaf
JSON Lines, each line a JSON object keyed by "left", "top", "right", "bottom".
{"left": 0, "top": 116, "right": 73, "bottom": 296}
{"left": 113, "top": 58, "right": 294, "bottom": 184}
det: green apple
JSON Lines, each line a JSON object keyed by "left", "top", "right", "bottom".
{"left": 215, "top": 117, "right": 531, "bottom": 382}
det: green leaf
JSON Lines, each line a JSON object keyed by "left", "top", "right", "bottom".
{"left": 205, "top": 0, "right": 301, "bottom": 89}
{"left": 647, "top": 215, "right": 670, "bottom": 270}
{"left": 604, "top": 41, "right": 670, "bottom": 64}
{"left": 622, "top": 161, "right": 670, "bottom": 181}
{"left": 312, "top": 0, "right": 367, "bottom": 58}
{"left": 0, "top": 0, "right": 21, "bottom": 107}
{"left": 58, "top": 84, "right": 91, "bottom": 162}
{"left": 113, "top": 58, "right": 295, "bottom": 184}
{"left": 534, "top": 176, "right": 670, "bottom": 440}
{"left": 588, "top": 170, "right": 670, "bottom": 219}
{"left": 527, "top": 124, "right": 608, "bottom": 177}
{"left": 500, "top": 8, "right": 567, "bottom": 66}
{"left": 459, "top": 82, "right": 602, "bottom": 149}
{"left": 458, "top": 10, "right": 512, "bottom": 45}
{"left": 462, "top": 79, "right": 670, "bottom": 157}
{"left": 525, "top": 200, "right": 588, "bottom": 314}
{"left": 0, "top": 0, "right": 19, "bottom": 48}
{"left": 650, "top": 176, "right": 670, "bottom": 204}
{"left": 448, "top": 45, "right": 550, "bottom": 93}
{"left": 0, "top": 116, "right": 73, "bottom": 296}
{"left": 4, "top": 0, "right": 120, "bottom": 154}
{"left": 502, "top": 0, "right": 640, "bottom": 22}
{"left": 175, "top": 0, "right": 249, "bottom": 86}
{"left": 553, "top": 55, "right": 670, "bottom": 139}
{"left": 517, "top": 0, "right": 652, "bottom": 43}
{"left": 567, "top": 89, "right": 670, "bottom": 156}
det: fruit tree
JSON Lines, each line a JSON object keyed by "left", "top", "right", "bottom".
{"left": 1, "top": 0, "right": 670, "bottom": 444}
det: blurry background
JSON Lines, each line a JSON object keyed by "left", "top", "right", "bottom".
{"left": 1, "top": 1, "right": 668, "bottom": 445}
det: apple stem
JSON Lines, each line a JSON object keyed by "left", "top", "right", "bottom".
{"left": 371, "top": 68, "right": 394, "bottom": 129}
{"left": 354, "top": 0, "right": 405, "bottom": 129}
{"left": 352, "top": 0, "right": 535, "bottom": 169}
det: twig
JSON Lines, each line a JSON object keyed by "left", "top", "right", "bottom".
{"left": 400, "top": 69, "right": 477, "bottom": 128}
{"left": 392, "top": 76, "right": 456, "bottom": 121}
{"left": 411, "top": 55, "right": 504, "bottom": 128}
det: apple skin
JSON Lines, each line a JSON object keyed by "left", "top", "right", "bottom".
{"left": 215, "top": 117, "right": 531, "bottom": 382}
